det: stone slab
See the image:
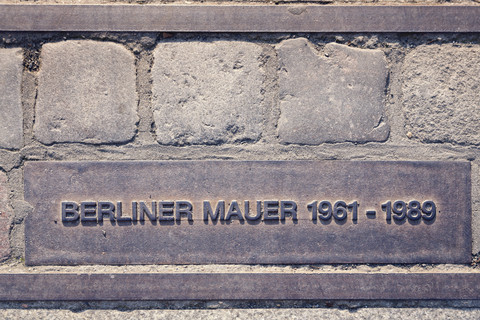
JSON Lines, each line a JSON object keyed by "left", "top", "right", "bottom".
{"left": 24, "top": 161, "right": 471, "bottom": 265}
{"left": 402, "top": 44, "right": 480, "bottom": 145}
{"left": 152, "top": 41, "right": 264, "bottom": 145}
{"left": 0, "top": 5, "right": 479, "bottom": 32}
{"left": 34, "top": 40, "right": 138, "bottom": 144}
{"left": 277, "top": 38, "right": 389, "bottom": 144}
{"left": 1, "top": 273, "right": 480, "bottom": 300}
{"left": 0, "top": 48, "right": 23, "bottom": 149}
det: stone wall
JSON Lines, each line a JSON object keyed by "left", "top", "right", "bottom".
{"left": 1, "top": 31, "right": 480, "bottom": 317}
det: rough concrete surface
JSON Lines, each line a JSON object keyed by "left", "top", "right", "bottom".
{"left": 34, "top": 40, "right": 138, "bottom": 144}
{"left": 472, "top": 161, "right": 480, "bottom": 253}
{"left": 277, "top": 38, "right": 389, "bottom": 144}
{"left": 0, "top": 0, "right": 479, "bottom": 3}
{"left": 2, "top": 308, "right": 480, "bottom": 319}
{"left": 0, "top": 259, "right": 479, "bottom": 273}
{"left": 402, "top": 44, "right": 480, "bottom": 145}
{"left": 0, "top": 173, "right": 10, "bottom": 261}
{"left": 0, "top": 48, "right": 23, "bottom": 149}
{"left": 152, "top": 41, "right": 265, "bottom": 145}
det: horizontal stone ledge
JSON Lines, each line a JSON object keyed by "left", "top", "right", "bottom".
{"left": 0, "top": 5, "right": 479, "bottom": 32}
{"left": 1, "top": 273, "right": 480, "bottom": 300}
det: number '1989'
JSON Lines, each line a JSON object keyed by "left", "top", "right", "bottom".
{"left": 381, "top": 200, "right": 436, "bottom": 222}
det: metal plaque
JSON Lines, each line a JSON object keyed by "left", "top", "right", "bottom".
{"left": 2, "top": 273, "right": 480, "bottom": 301}
{"left": 24, "top": 161, "right": 471, "bottom": 265}
{"left": 0, "top": 5, "right": 479, "bottom": 32}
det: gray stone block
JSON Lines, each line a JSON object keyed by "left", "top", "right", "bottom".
{"left": 152, "top": 41, "right": 265, "bottom": 145}
{"left": 402, "top": 44, "right": 480, "bottom": 145}
{"left": 277, "top": 38, "right": 389, "bottom": 144}
{"left": 0, "top": 172, "right": 10, "bottom": 261}
{"left": 0, "top": 48, "right": 23, "bottom": 149}
{"left": 34, "top": 40, "right": 138, "bottom": 144}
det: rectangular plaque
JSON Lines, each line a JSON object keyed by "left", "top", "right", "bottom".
{"left": 24, "top": 161, "right": 471, "bottom": 265}
{"left": 1, "top": 5, "right": 480, "bottom": 32}
{"left": 2, "top": 273, "right": 480, "bottom": 301}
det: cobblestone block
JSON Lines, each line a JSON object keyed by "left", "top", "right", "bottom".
{"left": 0, "top": 48, "right": 23, "bottom": 149}
{"left": 277, "top": 38, "right": 389, "bottom": 144}
{"left": 34, "top": 40, "right": 138, "bottom": 144}
{"left": 152, "top": 41, "right": 265, "bottom": 145}
{"left": 402, "top": 44, "right": 480, "bottom": 145}
{"left": 0, "top": 173, "right": 10, "bottom": 261}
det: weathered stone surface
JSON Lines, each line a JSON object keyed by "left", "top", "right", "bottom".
{"left": 471, "top": 161, "right": 480, "bottom": 254}
{"left": 34, "top": 40, "right": 138, "bottom": 144}
{"left": 277, "top": 38, "right": 389, "bottom": 144}
{"left": 2, "top": 308, "right": 480, "bottom": 320}
{"left": 0, "top": 173, "right": 10, "bottom": 261}
{"left": 152, "top": 41, "right": 265, "bottom": 145}
{"left": 402, "top": 44, "right": 480, "bottom": 145}
{"left": 4, "top": 303, "right": 480, "bottom": 320}
{"left": 0, "top": 48, "right": 23, "bottom": 149}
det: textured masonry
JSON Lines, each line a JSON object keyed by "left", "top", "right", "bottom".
{"left": 152, "top": 41, "right": 265, "bottom": 145}
{"left": 402, "top": 44, "right": 480, "bottom": 145}
{"left": 0, "top": 48, "right": 23, "bottom": 149}
{"left": 0, "top": 29, "right": 479, "bottom": 316}
{"left": 34, "top": 40, "right": 138, "bottom": 144}
{"left": 276, "top": 38, "right": 389, "bottom": 144}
